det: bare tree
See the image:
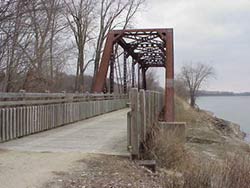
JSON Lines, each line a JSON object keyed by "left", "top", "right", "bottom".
{"left": 0, "top": 0, "right": 31, "bottom": 91}
{"left": 19, "top": 0, "right": 67, "bottom": 92}
{"left": 92, "top": 0, "right": 145, "bottom": 90}
{"left": 180, "top": 62, "right": 215, "bottom": 108}
{"left": 48, "top": 0, "right": 64, "bottom": 80}
{"left": 113, "top": 0, "right": 145, "bottom": 91}
{"left": 92, "top": 0, "right": 126, "bottom": 85}
{"left": 0, "top": 0, "right": 14, "bottom": 22}
{"left": 145, "top": 69, "right": 163, "bottom": 92}
{"left": 0, "top": 0, "right": 145, "bottom": 92}
{"left": 122, "top": 0, "right": 145, "bottom": 29}
{"left": 64, "top": 0, "right": 95, "bottom": 92}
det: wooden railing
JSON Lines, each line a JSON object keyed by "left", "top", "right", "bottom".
{"left": 0, "top": 92, "right": 127, "bottom": 107}
{"left": 127, "top": 89, "right": 164, "bottom": 158}
{"left": 0, "top": 92, "right": 128, "bottom": 142}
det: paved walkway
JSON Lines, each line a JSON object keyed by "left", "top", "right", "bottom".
{"left": 0, "top": 108, "right": 129, "bottom": 155}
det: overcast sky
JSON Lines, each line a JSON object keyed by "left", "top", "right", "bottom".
{"left": 135, "top": 0, "right": 250, "bottom": 92}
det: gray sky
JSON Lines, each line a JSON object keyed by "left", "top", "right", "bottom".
{"left": 135, "top": 0, "right": 250, "bottom": 92}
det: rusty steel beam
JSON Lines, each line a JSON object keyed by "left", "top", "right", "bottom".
{"left": 117, "top": 39, "right": 141, "bottom": 63}
{"left": 132, "top": 60, "right": 135, "bottom": 87}
{"left": 109, "top": 53, "right": 115, "bottom": 93}
{"left": 164, "top": 29, "right": 175, "bottom": 122}
{"left": 137, "top": 64, "right": 141, "bottom": 90}
{"left": 142, "top": 68, "right": 147, "bottom": 90}
{"left": 123, "top": 51, "right": 127, "bottom": 94}
{"left": 92, "top": 32, "right": 115, "bottom": 93}
{"left": 92, "top": 28, "right": 175, "bottom": 123}
{"left": 113, "top": 28, "right": 168, "bottom": 34}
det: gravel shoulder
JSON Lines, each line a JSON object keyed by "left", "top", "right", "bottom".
{"left": 45, "top": 154, "right": 165, "bottom": 188}
{"left": 0, "top": 150, "right": 165, "bottom": 188}
{"left": 0, "top": 149, "right": 87, "bottom": 188}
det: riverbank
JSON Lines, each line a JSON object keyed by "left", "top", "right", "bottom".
{"left": 176, "top": 96, "right": 250, "bottom": 161}
{"left": 198, "top": 106, "right": 250, "bottom": 142}
{"left": 200, "top": 109, "right": 246, "bottom": 140}
{"left": 197, "top": 95, "right": 250, "bottom": 135}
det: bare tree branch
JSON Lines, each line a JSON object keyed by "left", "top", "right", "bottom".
{"left": 180, "top": 62, "right": 215, "bottom": 107}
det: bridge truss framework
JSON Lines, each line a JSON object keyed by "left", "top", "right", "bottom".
{"left": 93, "top": 28, "right": 174, "bottom": 121}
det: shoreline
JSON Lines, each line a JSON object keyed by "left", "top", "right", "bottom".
{"left": 196, "top": 96, "right": 250, "bottom": 138}
{"left": 245, "top": 133, "right": 250, "bottom": 142}
{"left": 200, "top": 109, "right": 247, "bottom": 141}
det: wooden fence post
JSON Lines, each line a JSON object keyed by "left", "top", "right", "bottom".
{"left": 139, "top": 90, "right": 146, "bottom": 142}
{"left": 130, "top": 88, "right": 140, "bottom": 158}
{"left": 127, "top": 111, "right": 131, "bottom": 149}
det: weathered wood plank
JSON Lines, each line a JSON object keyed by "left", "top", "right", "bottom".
{"left": 139, "top": 90, "right": 146, "bottom": 142}
{"left": 16, "top": 107, "right": 20, "bottom": 137}
{"left": 0, "top": 109, "right": 4, "bottom": 141}
{"left": 0, "top": 97, "right": 128, "bottom": 142}
{"left": 2, "top": 109, "right": 6, "bottom": 141}
{"left": 127, "top": 111, "right": 132, "bottom": 149}
{"left": 0, "top": 109, "right": 2, "bottom": 141}
{"left": 6, "top": 108, "right": 9, "bottom": 140}
{"left": 130, "top": 88, "right": 140, "bottom": 157}
{"left": 9, "top": 108, "right": 13, "bottom": 140}
{"left": 13, "top": 108, "right": 17, "bottom": 138}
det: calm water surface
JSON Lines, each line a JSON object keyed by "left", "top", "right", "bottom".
{"left": 196, "top": 96, "right": 250, "bottom": 136}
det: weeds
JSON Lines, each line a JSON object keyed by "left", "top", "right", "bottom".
{"left": 142, "top": 96, "right": 250, "bottom": 187}
{"left": 175, "top": 96, "right": 198, "bottom": 124}
{"left": 142, "top": 123, "right": 250, "bottom": 188}
{"left": 162, "top": 153, "right": 250, "bottom": 188}
{"left": 141, "top": 124, "right": 187, "bottom": 169}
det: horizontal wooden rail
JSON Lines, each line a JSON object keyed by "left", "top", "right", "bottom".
{"left": 0, "top": 92, "right": 127, "bottom": 99}
{"left": 0, "top": 92, "right": 128, "bottom": 107}
{"left": 0, "top": 93, "right": 128, "bottom": 142}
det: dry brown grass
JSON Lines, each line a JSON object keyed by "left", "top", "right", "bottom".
{"left": 158, "top": 148, "right": 250, "bottom": 188}
{"left": 142, "top": 96, "right": 250, "bottom": 187}
{"left": 142, "top": 124, "right": 187, "bottom": 169}
{"left": 175, "top": 96, "right": 198, "bottom": 124}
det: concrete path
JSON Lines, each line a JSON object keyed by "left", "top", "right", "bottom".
{"left": 0, "top": 109, "right": 129, "bottom": 188}
{"left": 0, "top": 108, "right": 129, "bottom": 155}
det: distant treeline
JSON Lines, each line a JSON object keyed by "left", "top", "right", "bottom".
{"left": 197, "top": 90, "right": 250, "bottom": 96}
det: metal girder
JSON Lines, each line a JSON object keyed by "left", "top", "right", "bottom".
{"left": 109, "top": 53, "right": 115, "bottom": 93}
{"left": 123, "top": 51, "right": 128, "bottom": 94}
{"left": 92, "top": 32, "right": 115, "bottom": 93}
{"left": 92, "top": 28, "right": 174, "bottom": 122}
{"left": 132, "top": 60, "right": 135, "bottom": 87}
{"left": 117, "top": 39, "right": 141, "bottom": 64}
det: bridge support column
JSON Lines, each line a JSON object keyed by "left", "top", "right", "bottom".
{"left": 137, "top": 64, "right": 141, "bottom": 90}
{"left": 109, "top": 52, "right": 115, "bottom": 93}
{"left": 92, "top": 32, "right": 115, "bottom": 93}
{"left": 123, "top": 52, "right": 127, "bottom": 94}
{"left": 165, "top": 29, "right": 175, "bottom": 122}
{"left": 132, "top": 60, "right": 135, "bottom": 88}
{"left": 142, "top": 68, "right": 147, "bottom": 90}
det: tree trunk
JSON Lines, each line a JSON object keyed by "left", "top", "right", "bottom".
{"left": 190, "top": 95, "right": 196, "bottom": 108}
{"left": 92, "top": 48, "right": 101, "bottom": 90}
{"left": 75, "top": 57, "right": 80, "bottom": 92}
{"left": 78, "top": 46, "right": 84, "bottom": 93}
{"left": 49, "top": 30, "right": 54, "bottom": 80}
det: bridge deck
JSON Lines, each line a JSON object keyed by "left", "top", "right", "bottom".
{"left": 0, "top": 109, "right": 129, "bottom": 156}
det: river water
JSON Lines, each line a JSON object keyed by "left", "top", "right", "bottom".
{"left": 196, "top": 96, "right": 250, "bottom": 139}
